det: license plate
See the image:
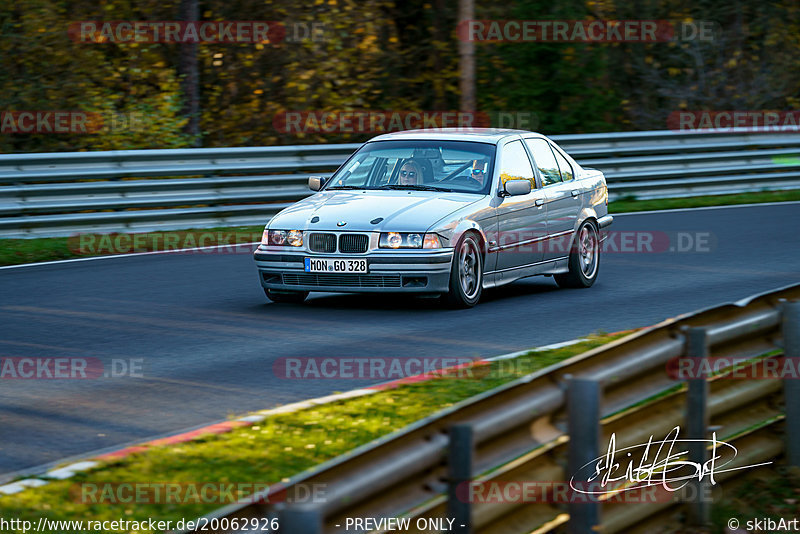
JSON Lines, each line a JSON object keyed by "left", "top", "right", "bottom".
{"left": 304, "top": 257, "right": 368, "bottom": 274}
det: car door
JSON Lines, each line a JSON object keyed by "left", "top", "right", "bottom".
{"left": 493, "top": 139, "right": 548, "bottom": 276}
{"left": 524, "top": 137, "right": 580, "bottom": 262}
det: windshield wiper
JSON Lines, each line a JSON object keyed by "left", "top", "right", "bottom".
{"left": 376, "top": 184, "right": 454, "bottom": 192}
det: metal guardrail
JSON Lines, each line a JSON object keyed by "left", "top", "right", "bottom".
{"left": 179, "top": 283, "right": 800, "bottom": 534}
{"left": 1, "top": 129, "right": 798, "bottom": 238}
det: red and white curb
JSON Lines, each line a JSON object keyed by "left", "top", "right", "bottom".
{"left": 0, "top": 338, "right": 590, "bottom": 497}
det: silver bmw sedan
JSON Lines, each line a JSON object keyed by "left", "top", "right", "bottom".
{"left": 253, "top": 128, "right": 612, "bottom": 307}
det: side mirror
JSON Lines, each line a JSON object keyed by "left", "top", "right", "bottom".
{"left": 308, "top": 176, "right": 326, "bottom": 191}
{"left": 502, "top": 179, "right": 532, "bottom": 197}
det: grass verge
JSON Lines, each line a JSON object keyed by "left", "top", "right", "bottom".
{"left": 0, "top": 226, "right": 263, "bottom": 267}
{"left": 0, "top": 333, "right": 626, "bottom": 532}
{"left": 1, "top": 190, "right": 798, "bottom": 267}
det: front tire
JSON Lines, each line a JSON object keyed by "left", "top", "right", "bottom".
{"left": 446, "top": 233, "right": 484, "bottom": 308}
{"left": 264, "top": 288, "right": 308, "bottom": 303}
{"left": 554, "top": 220, "right": 600, "bottom": 289}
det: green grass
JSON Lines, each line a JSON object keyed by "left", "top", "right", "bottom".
{"left": 609, "top": 188, "right": 800, "bottom": 213}
{"left": 1, "top": 190, "right": 798, "bottom": 267}
{"left": 0, "top": 333, "right": 626, "bottom": 532}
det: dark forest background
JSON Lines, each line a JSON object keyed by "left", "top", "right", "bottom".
{"left": 1, "top": 0, "right": 798, "bottom": 152}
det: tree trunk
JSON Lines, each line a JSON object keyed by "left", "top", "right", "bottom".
{"left": 458, "top": 0, "right": 475, "bottom": 112}
{"left": 178, "top": 0, "right": 200, "bottom": 146}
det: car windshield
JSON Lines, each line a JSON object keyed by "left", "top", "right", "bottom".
{"left": 323, "top": 140, "right": 496, "bottom": 194}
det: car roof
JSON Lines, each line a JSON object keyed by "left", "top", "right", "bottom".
{"left": 369, "top": 128, "right": 543, "bottom": 144}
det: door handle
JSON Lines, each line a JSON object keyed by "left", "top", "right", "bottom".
{"left": 571, "top": 189, "right": 580, "bottom": 197}
{"left": 534, "top": 198, "right": 544, "bottom": 207}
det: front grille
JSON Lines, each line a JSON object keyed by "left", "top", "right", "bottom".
{"left": 338, "top": 233, "right": 369, "bottom": 253}
{"left": 308, "top": 233, "right": 337, "bottom": 253}
{"left": 282, "top": 273, "right": 402, "bottom": 288}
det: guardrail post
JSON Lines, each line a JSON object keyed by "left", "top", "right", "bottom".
{"left": 784, "top": 301, "right": 800, "bottom": 467}
{"left": 685, "top": 327, "right": 710, "bottom": 526}
{"left": 448, "top": 424, "right": 474, "bottom": 534}
{"left": 566, "top": 376, "right": 600, "bottom": 534}
{"left": 280, "top": 507, "right": 322, "bottom": 534}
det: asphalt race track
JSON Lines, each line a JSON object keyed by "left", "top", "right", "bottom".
{"left": 1, "top": 203, "right": 798, "bottom": 476}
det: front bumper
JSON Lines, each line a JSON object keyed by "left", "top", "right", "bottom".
{"left": 254, "top": 247, "right": 454, "bottom": 293}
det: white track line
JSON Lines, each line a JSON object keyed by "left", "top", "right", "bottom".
{"left": 484, "top": 338, "right": 586, "bottom": 361}
{"left": 613, "top": 199, "right": 800, "bottom": 216}
{"left": 0, "top": 242, "right": 260, "bottom": 270}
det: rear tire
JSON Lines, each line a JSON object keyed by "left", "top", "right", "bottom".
{"left": 446, "top": 233, "right": 483, "bottom": 308}
{"left": 264, "top": 288, "right": 308, "bottom": 303}
{"left": 554, "top": 220, "right": 600, "bottom": 289}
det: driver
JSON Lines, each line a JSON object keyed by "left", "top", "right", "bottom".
{"left": 398, "top": 160, "right": 422, "bottom": 186}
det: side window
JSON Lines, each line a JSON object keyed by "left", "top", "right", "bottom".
{"left": 499, "top": 140, "right": 535, "bottom": 189}
{"left": 551, "top": 144, "right": 574, "bottom": 182}
{"left": 524, "top": 138, "right": 561, "bottom": 186}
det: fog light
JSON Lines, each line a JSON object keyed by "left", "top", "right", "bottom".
{"left": 402, "top": 276, "right": 428, "bottom": 287}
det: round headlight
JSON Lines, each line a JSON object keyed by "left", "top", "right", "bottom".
{"left": 387, "top": 232, "right": 402, "bottom": 248}
{"left": 408, "top": 233, "right": 423, "bottom": 248}
{"left": 269, "top": 230, "right": 287, "bottom": 245}
{"left": 287, "top": 230, "right": 303, "bottom": 247}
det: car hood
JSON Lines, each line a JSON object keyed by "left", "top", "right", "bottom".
{"left": 269, "top": 190, "right": 483, "bottom": 233}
